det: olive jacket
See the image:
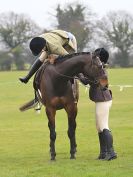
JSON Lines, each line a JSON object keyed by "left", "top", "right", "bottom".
{"left": 40, "top": 30, "right": 76, "bottom": 56}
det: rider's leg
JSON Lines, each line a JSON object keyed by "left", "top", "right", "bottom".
{"left": 103, "top": 129, "right": 117, "bottom": 160}
{"left": 96, "top": 101, "right": 109, "bottom": 159}
{"left": 19, "top": 59, "right": 43, "bottom": 84}
{"left": 95, "top": 101, "right": 117, "bottom": 160}
{"left": 97, "top": 131, "right": 107, "bottom": 159}
{"left": 66, "top": 32, "right": 77, "bottom": 52}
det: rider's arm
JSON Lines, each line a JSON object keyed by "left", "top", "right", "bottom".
{"left": 39, "top": 50, "right": 48, "bottom": 62}
{"left": 54, "top": 45, "right": 69, "bottom": 56}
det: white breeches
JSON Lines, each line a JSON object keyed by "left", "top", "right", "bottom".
{"left": 66, "top": 32, "right": 77, "bottom": 52}
{"left": 95, "top": 100, "right": 112, "bottom": 132}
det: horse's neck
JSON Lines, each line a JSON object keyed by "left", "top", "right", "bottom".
{"left": 56, "top": 55, "right": 88, "bottom": 77}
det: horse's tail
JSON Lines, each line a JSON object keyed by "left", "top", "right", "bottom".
{"left": 19, "top": 99, "right": 38, "bottom": 112}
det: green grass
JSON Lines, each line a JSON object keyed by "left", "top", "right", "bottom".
{"left": 0, "top": 69, "right": 133, "bottom": 177}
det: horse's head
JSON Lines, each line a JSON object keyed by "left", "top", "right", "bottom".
{"left": 81, "top": 54, "right": 109, "bottom": 88}
{"left": 83, "top": 54, "right": 105, "bottom": 80}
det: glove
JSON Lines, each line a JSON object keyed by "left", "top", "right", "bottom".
{"left": 77, "top": 73, "right": 89, "bottom": 85}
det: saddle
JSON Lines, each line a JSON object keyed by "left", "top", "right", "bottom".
{"left": 33, "top": 61, "right": 49, "bottom": 91}
{"left": 33, "top": 61, "right": 50, "bottom": 108}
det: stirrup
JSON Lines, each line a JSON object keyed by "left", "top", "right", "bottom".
{"left": 34, "top": 102, "right": 42, "bottom": 114}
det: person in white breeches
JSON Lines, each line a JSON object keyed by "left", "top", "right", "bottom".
{"left": 78, "top": 48, "right": 117, "bottom": 161}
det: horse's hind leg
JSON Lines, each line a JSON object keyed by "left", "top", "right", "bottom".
{"left": 65, "top": 104, "right": 77, "bottom": 159}
{"left": 45, "top": 107, "right": 56, "bottom": 160}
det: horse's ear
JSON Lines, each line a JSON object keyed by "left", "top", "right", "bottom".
{"left": 95, "top": 56, "right": 103, "bottom": 68}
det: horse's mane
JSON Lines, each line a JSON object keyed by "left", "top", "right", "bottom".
{"left": 55, "top": 52, "right": 91, "bottom": 64}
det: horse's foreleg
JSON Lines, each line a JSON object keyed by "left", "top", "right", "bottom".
{"left": 65, "top": 104, "right": 77, "bottom": 159}
{"left": 45, "top": 107, "right": 56, "bottom": 160}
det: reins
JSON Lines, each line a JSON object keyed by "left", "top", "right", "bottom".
{"left": 53, "top": 69, "right": 76, "bottom": 79}
{"left": 52, "top": 68, "right": 100, "bottom": 85}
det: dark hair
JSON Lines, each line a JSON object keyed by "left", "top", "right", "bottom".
{"left": 29, "top": 37, "right": 46, "bottom": 56}
{"left": 94, "top": 48, "right": 109, "bottom": 64}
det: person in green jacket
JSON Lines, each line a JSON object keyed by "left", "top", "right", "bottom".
{"left": 19, "top": 29, "right": 77, "bottom": 84}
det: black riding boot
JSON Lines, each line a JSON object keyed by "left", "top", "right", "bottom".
{"left": 103, "top": 129, "right": 117, "bottom": 160}
{"left": 19, "top": 59, "right": 43, "bottom": 84}
{"left": 97, "top": 132, "right": 107, "bottom": 159}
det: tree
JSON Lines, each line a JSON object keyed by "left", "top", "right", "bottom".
{"left": 0, "top": 52, "right": 12, "bottom": 70}
{"left": 55, "top": 3, "right": 93, "bottom": 51}
{"left": 98, "top": 11, "right": 133, "bottom": 67}
{"left": 0, "top": 12, "right": 41, "bottom": 70}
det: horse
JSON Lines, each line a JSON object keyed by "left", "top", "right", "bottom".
{"left": 20, "top": 52, "right": 104, "bottom": 160}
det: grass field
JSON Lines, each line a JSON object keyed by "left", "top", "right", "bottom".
{"left": 0, "top": 68, "right": 133, "bottom": 177}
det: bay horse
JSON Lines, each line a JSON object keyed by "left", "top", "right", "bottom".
{"left": 20, "top": 52, "right": 104, "bottom": 160}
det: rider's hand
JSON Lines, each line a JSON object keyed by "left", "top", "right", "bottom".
{"left": 48, "top": 54, "right": 58, "bottom": 64}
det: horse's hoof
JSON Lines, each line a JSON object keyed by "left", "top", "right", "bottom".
{"left": 70, "top": 155, "right": 76, "bottom": 160}
{"left": 50, "top": 154, "right": 56, "bottom": 161}
{"left": 51, "top": 157, "right": 56, "bottom": 161}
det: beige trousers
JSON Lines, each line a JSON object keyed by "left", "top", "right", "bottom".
{"left": 95, "top": 100, "right": 112, "bottom": 132}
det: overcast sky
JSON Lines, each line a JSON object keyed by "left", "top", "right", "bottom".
{"left": 0, "top": 0, "right": 133, "bottom": 28}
